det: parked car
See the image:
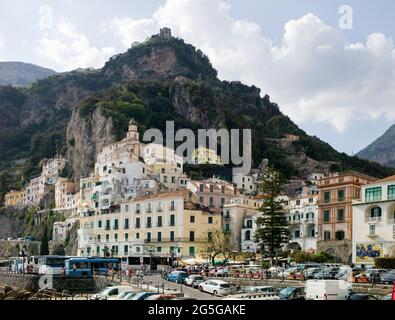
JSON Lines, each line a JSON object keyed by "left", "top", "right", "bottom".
{"left": 90, "top": 286, "right": 134, "bottom": 300}
{"left": 198, "top": 280, "right": 231, "bottom": 296}
{"left": 305, "top": 280, "right": 351, "bottom": 300}
{"left": 381, "top": 270, "right": 395, "bottom": 284}
{"left": 355, "top": 269, "right": 388, "bottom": 283}
{"left": 129, "top": 292, "right": 157, "bottom": 300}
{"left": 306, "top": 268, "right": 323, "bottom": 279}
{"left": 108, "top": 290, "right": 136, "bottom": 300}
{"left": 241, "top": 286, "right": 279, "bottom": 294}
{"left": 145, "top": 294, "right": 177, "bottom": 300}
{"left": 278, "top": 286, "right": 305, "bottom": 300}
{"left": 348, "top": 294, "right": 378, "bottom": 300}
{"left": 167, "top": 270, "right": 188, "bottom": 284}
{"left": 184, "top": 275, "right": 204, "bottom": 288}
{"left": 314, "top": 267, "right": 340, "bottom": 280}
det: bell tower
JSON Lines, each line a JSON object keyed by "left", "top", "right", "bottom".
{"left": 127, "top": 118, "right": 139, "bottom": 141}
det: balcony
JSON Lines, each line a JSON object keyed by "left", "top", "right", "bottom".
{"left": 365, "top": 217, "right": 382, "bottom": 223}
{"left": 289, "top": 220, "right": 301, "bottom": 225}
{"left": 304, "top": 218, "right": 315, "bottom": 224}
{"left": 105, "top": 226, "right": 110, "bottom": 231}
{"left": 113, "top": 226, "right": 119, "bottom": 230}
{"left": 146, "top": 224, "right": 152, "bottom": 228}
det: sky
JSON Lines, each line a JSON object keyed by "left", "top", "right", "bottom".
{"left": 0, "top": 0, "right": 394, "bottom": 155}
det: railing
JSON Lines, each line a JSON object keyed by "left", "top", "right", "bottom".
{"left": 365, "top": 217, "right": 382, "bottom": 223}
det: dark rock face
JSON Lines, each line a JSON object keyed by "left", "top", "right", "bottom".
{"left": 357, "top": 124, "right": 395, "bottom": 168}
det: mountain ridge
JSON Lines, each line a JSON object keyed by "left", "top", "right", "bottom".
{"left": 0, "top": 61, "right": 57, "bottom": 87}
{"left": 0, "top": 32, "right": 394, "bottom": 203}
{"left": 357, "top": 124, "right": 395, "bottom": 168}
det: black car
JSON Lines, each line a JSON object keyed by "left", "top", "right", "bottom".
{"left": 278, "top": 286, "right": 305, "bottom": 301}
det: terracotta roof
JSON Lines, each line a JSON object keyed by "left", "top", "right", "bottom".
{"left": 370, "top": 175, "right": 395, "bottom": 185}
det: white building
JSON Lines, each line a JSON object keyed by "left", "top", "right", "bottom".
{"left": 232, "top": 172, "right": 259, "bottom": 195}
{"left": 286, "top": 195, "right": 318, "bottom": 253}
{"left": 240, "top": 212, "right": 261, "bottom": 253}
{"left": 352, "top": 175, "right": 395, "bottom": 265}
{"left": 53, "top": 218, "right": 78, "bottom": 242}
{"left": 223, "top": 195, "right": 263, "bottom": 251}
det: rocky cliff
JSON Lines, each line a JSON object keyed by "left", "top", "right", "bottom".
{"left": 357, "top": 124, "right": 395, "bottom": 168}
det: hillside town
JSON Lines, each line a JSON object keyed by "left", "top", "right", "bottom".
{"left": 3, "top": 118, "right": 395, "bottom": 271}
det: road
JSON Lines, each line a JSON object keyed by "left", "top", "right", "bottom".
{"left": 137, "top": 274, "right": 222, "bottom": 300}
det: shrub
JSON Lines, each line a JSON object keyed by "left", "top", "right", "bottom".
{"left": 374, "top": 258, "right": 395, "bottom": 269}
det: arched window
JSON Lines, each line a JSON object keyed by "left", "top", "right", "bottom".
{"left": 245, "top": 230, "right": 251, "bottom": 241}
{"left": 324, "top": 231, "right": 331, "bottom": 241}
{"left": 335, "top": 231, "right": 345, "bottom": 240}
{"left": 371, "top": 207, "right": 382, "bottom": 218}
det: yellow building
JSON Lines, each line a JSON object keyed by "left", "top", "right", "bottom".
{"left": 5, "top": 189, "right": 26, "bottom": 206}
{"left": 192, "top": 147, "right": 222, "bottom": 165}
{"left": 78, "top": 190, "right": 222, "bottom": 259}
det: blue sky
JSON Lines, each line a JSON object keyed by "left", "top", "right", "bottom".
{"left": 0, "top": 0, "right": 394, "bottom": 155}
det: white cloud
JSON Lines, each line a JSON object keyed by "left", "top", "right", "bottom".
{"left": 36, "top": 21, "right": 115, "bottom": 72}
{"left": 108, "top": 0, "right": 395, "bottom": 133}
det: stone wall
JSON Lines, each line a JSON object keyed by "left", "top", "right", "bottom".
{"left": 0, "top": 272, "right": 111, "bottom": 293}
{"left": 317, "top": 240, "right": 352, "bottom": 264}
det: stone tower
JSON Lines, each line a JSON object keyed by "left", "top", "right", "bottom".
{"left": 160, "top": 27, "right": 172, "bottom": 38}
{"left": 127, "top": 118, "right": 139, "bottom": 141}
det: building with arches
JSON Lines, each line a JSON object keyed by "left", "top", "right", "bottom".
{"left": 352, "top": 175, "right": 395, "bottom": 264}
{"left": 317, "top": 171, "right": 377, "bottom": 264}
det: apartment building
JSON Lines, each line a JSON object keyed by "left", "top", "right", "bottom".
{"left": 5, "top": 189, "right": 26, "bottom": 206}
{"left": 317, "top": 171, "right": 377, "bottom": 263}
{"left": 223, "top": 195, "right": 263, "bottom": 251}
{"left": 55, "top": 178, "right": 76, "bottom": 210}
{"left": 78, "top": 190, "right": 222, "bottom": 260}
{"left": 187, "top": 177, "right": 237, "bottom": 214}
{"left": 352, "top": 175, "right": 395, "bottom": 264}
{"left": 240, "top": 212, "right": 261, "bottom": 253}
{"left": 286, "top": 195, "right": 318, "bottom": 253}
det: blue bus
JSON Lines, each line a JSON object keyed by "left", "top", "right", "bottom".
{"left": 65, "top": 258, "right": 120, "bottom": 277}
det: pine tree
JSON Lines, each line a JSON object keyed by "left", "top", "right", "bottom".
{"left": 40, "top": 225, "right": 49, "bottom": 255}
{"left": 254, "top": 167, "right": 290, "bottom": 266}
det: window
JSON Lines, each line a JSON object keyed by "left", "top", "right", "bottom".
{"left": 189, "top": 246, "right": 195, "bottom": 257}
{"left": 170, "top": 201, "right": 175, "bottom": 211}
{"left": 324, "top": 231, "right": 331, "bottom": 241}
{"left": 124, "top": 245, "right": 128, "bottom": 255}
{"left": 388, "top": 185, "right": 395, "bottom": 200}
{"left": 170, "top": 231, "right": 175, "bottom": 242}
{"left": 369, "top": 224, "right": 376, "bottom": 236}
{"left": 157, "top": 216, "right": 162, "bottom": 227}
{"left": 146, "top": 217, "right": 152, "bottom": 228}
{"left": 209, "top": 197, "right": 214, "bottom": 207}
{"left": 146, "top": 232, "right": 151, "bottom": 243}
{"left": 170, "top": 215, "right": 175, "bottom": 226}
{"left": 210, "top": 185, "right": 214, "bottom": 193}
{"left": 136, "top": 218, "right": 140, "bottom": 228}
{"left": 105, "top": 220, "right": 110, "bottom": 230}
{"left": 98, "top": 220, "right": 102, "bottom": 228}
{"left": 190, "top": 216, "right": 195, "bottom": 223}
{"left": 246, "top": 220, "right": 253, "bottom": 229}
{"left": 97, "top": 235, "right": 101, "bottom": 242}
{"left": 208, "top": 217, "right": 213, "bottom": 224}
{"left": 199, "top": 197, "right": 204, "bottom": 204}
{"left": 147, "top": 203, "right": 152, "bottom": 213}
{"left": 323, "top": 210, "right": 330, "bottom": 223}
{"left": 199, "top": 184, "right": 204, "bottom": 192}
{"left": 337, "top": 209, "right": 344, "bottom": 222}
{"left": 365, "top": 187, "right": 382, "bottom": 202}
{"left": 324, "top": 192, "right": 331, "bottom": 203}
{"left": 125, "top": 205, "right": 129, "bottom": 212}
{"left": 124, "top": 218, "right": 129, "bottom": 229}
{"left": 225, "top": 223, "right": 230, "bottom": 233}
{"left": 157, "top": 247, "right": 162, "bottom": 253}
{"left": 295, "top": 230, "right": 300, "bottom": 238}
{"left": 371, "top": 207, "right": 382, "bottom": 218}
{"left": 245, "top": 230, "right": 251, "bottom": 241}
{"left": 338, "top": 190, "right": 345, "bottom": 201}
{"left": 335, "top": 231, "right": 345, "bottom": 240}
{"left": 136, "top": 204, "right": 141, "bottom": 214}
{"left": 221, "top": 186, "right": 225, "bottom": 194}
{"left": 221, "top": 198, "right": 225, "bottom": 207}
{"left": 136, "top": 233, "right": 140, "bottom": 239}
{"left": 189, "top": 231, "right": 195, "bottom": 242}
{"left": 125, "top": 233, "right": 128, "bottom": 241}
{"left": 157, "top": 232, "right": 162, "bottom": 242}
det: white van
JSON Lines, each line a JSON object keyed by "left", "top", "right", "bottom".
{"left": 305, "top": 280, "right": 351, "bottom": 300}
